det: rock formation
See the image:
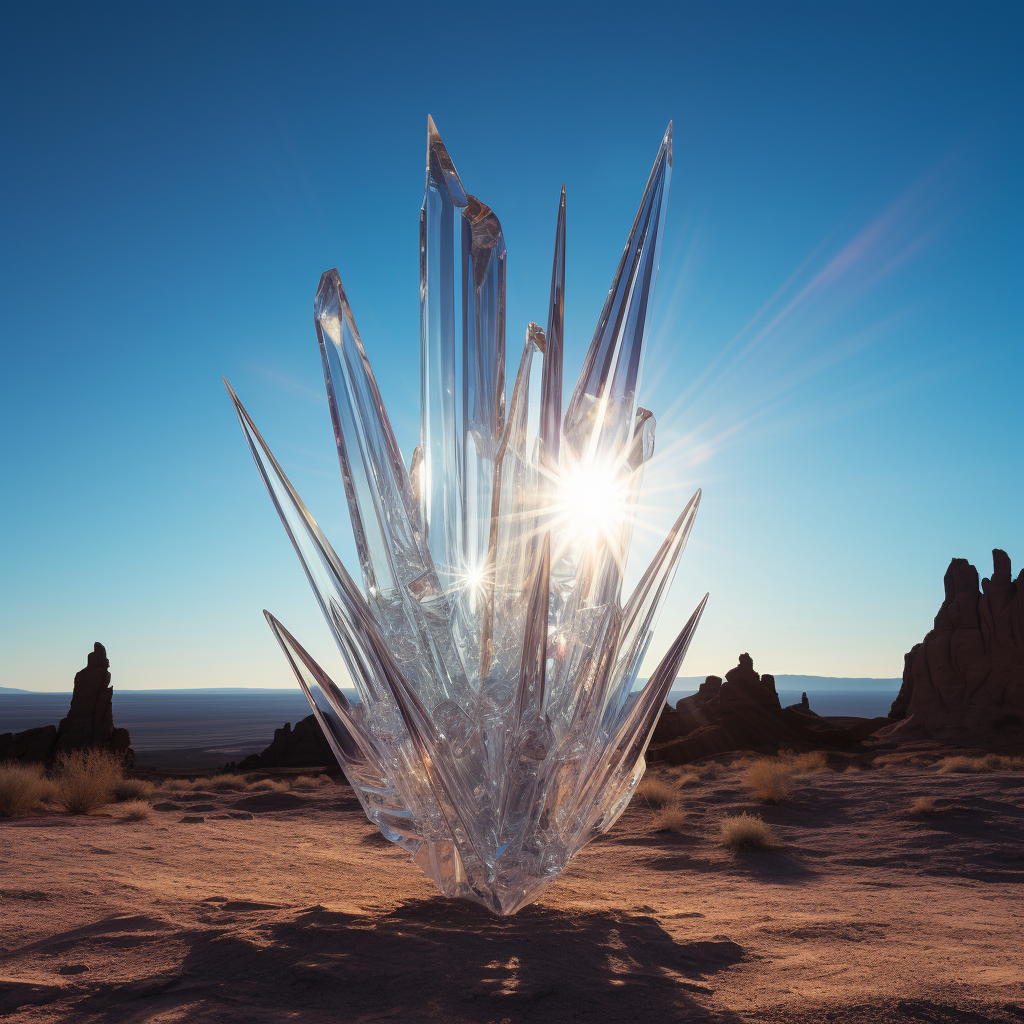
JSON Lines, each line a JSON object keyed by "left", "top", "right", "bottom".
{"left": 0, "top": 642, "right": 132, "bottom": 765}
{"left": 55, "top": 642, "right": 133, "bottom": 762}
{"left": 649, "top": 653, "right": 888, "bottom": 765}
{"left": 881, "top": 549, "right": 1024, "bottom": 747}
{"left": 0, "top": 725, "right": 58, "bottom": 763}
{"left": 230, "top": 715, "right": 337, "bottom": 771}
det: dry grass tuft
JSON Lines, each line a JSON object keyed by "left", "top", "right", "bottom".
{"left": 53, "top": 749, "right": 123, "bottom": 814}
{"left": 938, "top": 754, "right": 1024, "bottom": 773}
{"left": 653, "top": 805, "right": 687, "bottom": 832}
{"left": 247, "top": 778, "right": 286, "bottom": 793}
{"left": 783, "top": 750, "right": 829, "bottom": 773}
{"left": 118, "top": 799, "right": 152, "bottom": 821}
{"left": 0, "top": 762, "right": 55, "bottom": 817}
{"left": 161, "top": 778, "right": 196, "bottom": 792}
{"left": 206, "top": 774, "right": 250, "bottom": 793}
{"left": 671, "top": 771, "right": 701, "bottom": 787}
{"left": 635, "top": 776, "right": 679, "bottom": 808}
{"left": 720, "top": 812, "right": 778, "bottom": 851}
{"left": 743, "top": 758, "right": 792, "bottom": 803}
{"left": 290, "top": 775, "right": 330, "bottom": 792}
{"left": 113, "top": 778, "right": 154, "bottom": 802}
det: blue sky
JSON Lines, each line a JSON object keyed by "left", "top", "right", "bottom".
{"left": 1, "top": 2, "right": 1020, "bottom": 691}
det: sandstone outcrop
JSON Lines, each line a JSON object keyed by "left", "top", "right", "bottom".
{"left": 649, "top": 653, "right": 888, "bottom": 765}
{"left": 881, "top": 549, "right": 1024, "bottom": 747}
{"left": 55, "top": 643, "right": 133, "bottom": 761}
{"left": 0, "top": 643, "right": 132, "bottom": 765}
{"left": 231, "top": 715, "right": 337, "bottom": 771}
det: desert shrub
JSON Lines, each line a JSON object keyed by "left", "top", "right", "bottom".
{"left": 635, "top": 776, "right": 679, "bottom": 808}
{"left": 938, "top": 754, "right": 1024, "bottom": 773}
{"left": 113, "top": 778, "right": 154, "bottom": 802}
{"left": 0, "top": 762, "right": 54, "bottom": 817}
{"left": 161, "top": 778, "right": 195, "bottom": 792}
{"left": 743, "top": 758, "right": 792, "bottom": 803}
{"left": 653, "top": 805, "right": 687, "bottom": 832}
{"left": 247, "top": 778, "right": 286, "bottom": 793}
{"left": 670, "top": 770, "right": 701, "bottom": 787}
{"left": 290, "top": 775, "right": 330, "bottom": 792}
{"left": 54, "top": 749, "right": 123, "bottom": 814}
{"left": 783, "top": 750, "right": 829, "bottom": 773}
{"left": 118, "top": 800, "right": 151, "bottom": 821}
{"left": 207, "top": 774, "right": 249, "bottom": 793}
{"left": 720, "top": 813, "right": 778, "bottom": 851}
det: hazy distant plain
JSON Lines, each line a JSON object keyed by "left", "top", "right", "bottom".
{"left": 1, "top": 677, "right": 899, "bottom": 768}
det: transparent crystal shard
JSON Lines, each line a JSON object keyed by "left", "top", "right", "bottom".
{"left": 461, "top": 195, "right": 506, "bottom": 578}
{"left": 262, "top": 611, "right": 404, "bottom": 838}
{"left": 540, "top": 186, "right": 565, "bottom": 462}
{"left": 572, "top": 593, "right": 708, "bottom": 841}
{"left": 229, "top": 122, "right": 706, "bottom": 916}
{"left": 419, "top": 116, "right": 468, "bottom": 594}
{"left": 563, "top": 122, "right": 673, "bottom": 460}
{"left": 314, "top": 269, "right": 469, "bottom": 710}
{"left": 603, "top": 488, "right": 701, "bottom": 724}
{"left": 480, "top": 324, "right": 546, "bottom": 685}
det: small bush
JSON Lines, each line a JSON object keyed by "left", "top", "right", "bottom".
{"left": 938, "top": 754, "right": 1024, "bottom": 773}
{"left": 247, "top": 778, "right": 286, "bottom": 793}
{"left": 290, "top": 775, "right": 330, "bottom": 792}
{"left": 0, "top": 762, "right": 54, "bottom": 817}
{"left": 54, "top": 749, "right": 123, "bottom": 814}
{"left": 653, "top": 805, "right": 687, "bottom": 832}
{"left": 161, "top": 778, "right": 195, "bottom": 792}
{"left": 118, "top": 800, "right": 151, "bottom": 821}
{"left": 743, "top": 759, "right": 792, "bottom": 803}
{"left": 784, "top": 750, "right": 829, "bottom": 773}
{"left": 720, "top": 813, "right": 778, "bottom": 852}
{"left": 635, "top": 776, "right": 679, "bottom": 808}
{"left": 113, "top": 778, "right": 154, "bottom": 802}
{"left": 207, "top": 774, "right": 249, "bottom": 793}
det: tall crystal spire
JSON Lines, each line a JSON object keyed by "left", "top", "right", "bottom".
{"left": 229, "top": 118, "right": 704, "bottom": 915}
{"left": 563, "top": 122, "right": 673, "bottom": 460}
{"left": 419, "top": 116, "right": 469, "bottom": 595}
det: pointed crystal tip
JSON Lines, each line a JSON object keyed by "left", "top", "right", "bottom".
{"left": 424, "top": 115, "right": 468, "bottom": 206}
{"left": 664, "top": 121, "right": 673, "bottom": 168}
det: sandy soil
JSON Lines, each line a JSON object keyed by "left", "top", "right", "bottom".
{"left": 1, "top": 751, "right": 1021, "bottom": 1023}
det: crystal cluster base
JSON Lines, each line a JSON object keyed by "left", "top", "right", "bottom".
{"left": 227, "top": 118, "right": 705, "bottom": 915}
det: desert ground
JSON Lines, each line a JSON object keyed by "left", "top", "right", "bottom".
{"left": 1, "top": 747, "right": 1021, "bottom": 1024}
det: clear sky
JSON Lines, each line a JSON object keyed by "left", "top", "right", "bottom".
{"left": 1, "top": 2, "right": 1020, "bottom": 692}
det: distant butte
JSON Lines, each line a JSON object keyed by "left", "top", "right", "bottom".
{"left": 882, "top": 549, "right": 1023, "bottom": 748}
{"left": 648, "top": 653, "right": 889, "bottom": 765}
{"left": 0, "top": 642, "right": 133, "bottom": 765}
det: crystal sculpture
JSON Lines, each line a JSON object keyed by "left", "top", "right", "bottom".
{"left": 226, "top": 118, "right": 706, "bottom": 915}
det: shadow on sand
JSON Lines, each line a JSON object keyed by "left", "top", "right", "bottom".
{"left": 60, "top": 898, "right": 745, "bottom": 1023}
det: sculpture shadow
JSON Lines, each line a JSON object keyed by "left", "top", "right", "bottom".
{"left": 70, "top": 899, "right": 746, "bottom": 1023}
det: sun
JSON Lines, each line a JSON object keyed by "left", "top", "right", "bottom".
{"left": 556, "top": 458, "right": 630, "bottom": 547}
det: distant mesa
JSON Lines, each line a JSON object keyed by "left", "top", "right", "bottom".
{"left": 881, "top": 549, "right": 1023, "bottom": 748}
{"left": 0, "top": 642, "right": 133, "bottom": 765}
{"left": 225, "top": 715, "right": 337, "bottom": 772}
{"left": 648, "top": 653, "right": 889, "bottom": 765}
